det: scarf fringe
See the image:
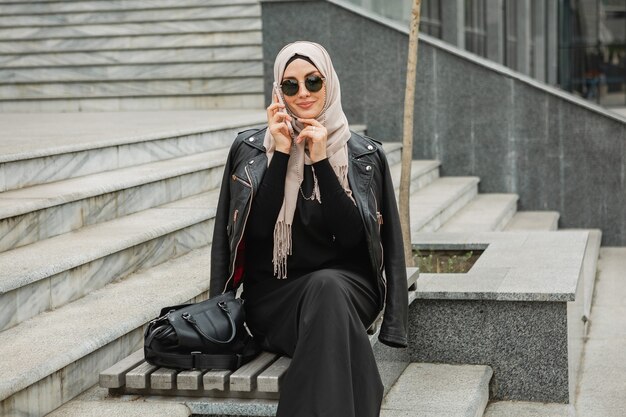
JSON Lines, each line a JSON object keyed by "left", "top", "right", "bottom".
{"left": 272, "top": 221, "right": 292, "bottom": 279}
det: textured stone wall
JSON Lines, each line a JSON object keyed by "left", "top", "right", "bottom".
{"left": 260, "top": 0, "right": 626, "bottom": 245}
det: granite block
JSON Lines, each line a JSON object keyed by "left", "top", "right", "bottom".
{"left": 372, "top": 337, "right": 410, "bottom": 397}
{"left": 409, "top": 299, "right": 570, "bottom": 402}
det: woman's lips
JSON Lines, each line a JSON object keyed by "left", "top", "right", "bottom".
{"left": 296, "top": 101, "right": 315, "bottom": 109}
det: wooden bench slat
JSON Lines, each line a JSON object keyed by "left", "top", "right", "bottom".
{"left": 177, "top": 370, "right": 205, "bottom": 390}
{"left": 229, "top": 352, "right": 277, "bottom": 392}
{"left": 151, "top": 368, "right": 178, "bottom": 390}
{"left": 203, "top": 370, "right": 232, "bottom": 391}
{"left": 99, "top": 349, "right": 144, "bottom": 388}
{"left": 256, "top": 356, "right": 291, "bottom": 393}
{"left": 126, "top": 361, "right": 158, "bottom": 389}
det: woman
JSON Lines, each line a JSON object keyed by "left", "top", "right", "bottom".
{"left": 210, "top": 41, "right": 408, "bottom": 417}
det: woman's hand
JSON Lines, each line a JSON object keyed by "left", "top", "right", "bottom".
{"left": 296, "top": 118, "right": 327, "bottom": 163}
{"left": 267, "top": 93, "right": 293, "bottom": 154}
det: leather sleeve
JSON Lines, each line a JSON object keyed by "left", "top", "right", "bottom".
{"left": 209, "top": 138, "right": 240, "bottom": 297}
{"left": 377, "top": 149, "right": 409, "bottom": 348}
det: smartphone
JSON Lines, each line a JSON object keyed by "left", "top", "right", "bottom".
{"left": 273, "top": 82, "right": 294, "bottom": 136}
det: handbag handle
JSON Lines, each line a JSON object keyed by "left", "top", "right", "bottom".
{"left": 181, "top": 301, "right": 237, "bottom": 345}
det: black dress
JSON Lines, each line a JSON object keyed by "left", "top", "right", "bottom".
{"left": 242, "top": 152, "right": 384, "bottom": 417}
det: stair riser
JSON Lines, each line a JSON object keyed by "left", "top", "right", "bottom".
{"left": 0, "top": 31, "right": 262, "bottom": 54}
{"left": 0, "top": 45, "right": 263, "bottom": 68}
{"left": 0, "top": 330, "right": 145, "bottom": 417}
{"left": 1, "top": 127, "right": 241, "bottom": 192}
{"left": 0, "top": 18, "right": 262, "bottom": 40}
{"left": 0, "top": 168, "right": 223, "bottom": 252}
{"left": 0, "top": 0, "right": 255, "bottom": 14}
{"left": 393, "top": 168, "right": 439, "bottom": 200}
{"left": 0, "top": 78, "right": 263, "bottom": 101}
{"left": 0, "top": 62, "right": 263, "bottom": 83}
{"left": 0, "top": 93, "right": 265, "bottom": 112}
{"left": 0, "top": 219, "right": 214, "bottom": 332}
{"left": 416, "top": 186, "right": 479, "bottom": 233}
{"left": 0, "top": 5, "right": 260, "bottom": 27}
{"left": 493, "top": 202, "right": 518, "bottom": 231}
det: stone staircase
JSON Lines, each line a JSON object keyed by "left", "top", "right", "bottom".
{"left": 0, "top": 0, "right": 264, "bottom": 112}
{"left": 0, "top": 110, "right": 597, "bottom": 416}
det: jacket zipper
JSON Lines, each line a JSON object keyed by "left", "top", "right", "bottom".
{"left": 370, "top": 188, "right": 387, "bottom": 312}
{"left": 232, "top": 174, "right": 252, "bottom": 188}
{"left": 222, "top": 165, "right": 254, "bottom": 294}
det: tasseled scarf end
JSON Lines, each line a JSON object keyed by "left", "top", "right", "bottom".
{"left": 272, "top": 221, "right": 292, "bottom": 279}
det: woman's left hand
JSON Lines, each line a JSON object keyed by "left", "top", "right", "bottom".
{"left": 296, "top": 118, "right": 327, "bottom": 163}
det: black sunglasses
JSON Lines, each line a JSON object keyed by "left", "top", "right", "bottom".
{"left": 280, "top": 75, "right": 325, "bottom": 96}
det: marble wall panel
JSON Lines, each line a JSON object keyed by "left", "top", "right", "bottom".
{"left": 3, "top": 147, "right": 117, "bottom": 191}
{"left": 116, "top": 178, "right": 182, "bottom": 218}
{"left": 0, "top": 94, "right": 264, "bottom": 113}
{"left": 0, "top": 290, "right": 18, "bottom": 332}
{"left": 0, "top": 211, "right": 39, "bottom": 252}
{"left": 38, "top": 201, "right": 84, "bottom": 243}
{"left": 179, "top": 170, "right": 215, "bottom": 199}
{"left": 0, "top": 17, "right": 262, "bottom": 41}
{"left": 172, "top": 220, "right": 212, "bottom": 256}
{"left": 82, "top": 191, "right": 118, "bottom": 227}
{"left": 117, "top": 138, "right": 187, "bottom": 168}
{"left": 15, "top": 279, "right": 51, "bottom": 326}
{"left": 0, "top": 327, "right": 143, "bottom": 417}
{"left": 0, "top": 77, "right": 263, "bottom": 100}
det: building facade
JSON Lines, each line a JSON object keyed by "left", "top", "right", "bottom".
{"left": 345, "top": 0, "right": 626, "bottom": 108}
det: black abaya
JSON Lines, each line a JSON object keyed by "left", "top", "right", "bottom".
{"left": 241, "top": 152, "right": 384, "bottom": 417}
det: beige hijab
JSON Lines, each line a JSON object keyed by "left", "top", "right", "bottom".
{"left": 263, "top": 41, "right": 353, "bottom": 279}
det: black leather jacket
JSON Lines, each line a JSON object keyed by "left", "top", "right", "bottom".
{"left": 210, "top": 127, "right": 408, "bottom": 348}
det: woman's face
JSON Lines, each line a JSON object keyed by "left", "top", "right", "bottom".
{"left": 281, "top": 59, "right": 326, "bottom": 119}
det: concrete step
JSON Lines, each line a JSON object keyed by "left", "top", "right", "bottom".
{"left": 0, "top": 4, "right": 260, "bottom": 27}
{"left": 0, "top": 60, "right": 262, "bottom": 83}
{"left": 0, "top": 110, "right": 265, "bottom": 191}
{"left": 0, "top": 17, "right": 262, "bottom": 40}
{"left": 381, "top": 363, "right": 492, "bottom": 417}
{"left": 0, "top": 246, "right": 213, "bottom": 417}
{"left": 409, "top": 176, "right": 480, "bottom": 239}
{"left": 483, "top": 401, "right": 573, "bottom": 416}
{"left": 0, "top": 192, "right": 217, "bottom": 332}
{"left": 390, "top": 160, "right": 440, "bottom": 197}
{"left": 504, "top": 211, "right": 560, "bottom": 231}
{"left": 0, "top": 93, "right": 265, "bottom": 112}
{"left": 0, "top": 0, "right": 255, "bottom": 14}
{"left": 0, "top": 31, "right": 262, "bottom": 54}
{"left": 438, "top": 193, "right": 519, "bottom": 233}
{"left": 0, "top": 147, "right": 229, "bottom": 252}
{"left": 0, "top": 45, "right": 263, "bottom": 68}
{"left": 0, "top": 77, "right": 263, "bottom": 100}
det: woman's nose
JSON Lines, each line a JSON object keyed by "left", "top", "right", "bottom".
{"left": 298, "top": 84, "right": 311, "bottom": 98}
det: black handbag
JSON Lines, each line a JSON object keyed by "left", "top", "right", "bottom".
{"left": 144, "top": 291, "right": 259, "bottom": 370}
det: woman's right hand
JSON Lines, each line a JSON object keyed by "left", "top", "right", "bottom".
{"left": 267, "top": 93, "right": 293, "bottom": 154}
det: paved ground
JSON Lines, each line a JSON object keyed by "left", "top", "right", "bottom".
{"left": 575, "top": 247, "right": 626, "bottom": 416}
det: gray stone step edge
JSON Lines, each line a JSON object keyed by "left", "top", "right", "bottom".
{"left": 0, "top": 45, "right": 263, "bottom": 68}
{"left": 0, "top": 145, "right": 417, "bottom": 297}
{"left": 0, "top": 0, "right": 255, "bottom": 11}
{"left": 0, "top": 5, "right": 261, "bottom": 27}
{"left": 411, "top": 176, "right": 481, "bottom": 235}
{"left": 438, "top": 194, "right": 519, "bottom": 233}
{"left": 0, "top": 246, "right": 419, "bottom": 416}
{"left": 0, "top": 114, "right": 265, "bottom": 164}
{"left": 0, "top": 147, "right": 229, "bottom": 221}
{"left": 380, "top": 363, "right": 493, "bottom": 417}
{"left": 0, "top": 61, "right": 264, "bottom": 84}
{"left": 0, "top": 123, "right": 252, "bottom": 191}
{"left": 577, "top": 229, "right": 602, "bottom": 327}
{"left": 483, "top": 400, "right": 574, "bottom": 417}
{"left": 503, "top": 211, "right": 560, "bottom": 231}
{"left": 0, "top": 31, "right": 264, "bottom": 55}
{"left": 0, "top": 193, "right": 216, "bottom": 332}
{"left": 0, "top": 94, "right": 265, "bottom": 113}
{"left": 0, "top": 17, "right": 262, "bottom": 41}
